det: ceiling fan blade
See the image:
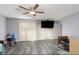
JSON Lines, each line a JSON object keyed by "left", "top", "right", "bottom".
{"left": 23, "top": 12, "right": 29, "bottom": 14}
{"left": 33, "top": 4, "right": 39, "bottom": 10}
{"left": 19, "top": 6, "right": 30, "bottom": 11}
{"left": 36, "top": 11, "right": 44, "bottom": 13}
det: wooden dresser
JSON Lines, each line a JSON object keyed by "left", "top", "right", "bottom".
{"left": 69, "top": 37, "right": 79, "bottom": 55}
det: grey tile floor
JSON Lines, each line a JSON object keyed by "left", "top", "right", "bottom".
{"left": 5, "top": 39, "right": 59, "bottom": 55}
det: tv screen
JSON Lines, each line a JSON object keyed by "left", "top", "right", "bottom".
{"left": 41, "top": 21, "right": 54, "bottom": 28}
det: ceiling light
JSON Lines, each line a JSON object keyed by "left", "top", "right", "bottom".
{"left": 29, "top": 11, "right": 35, "bottom": 15}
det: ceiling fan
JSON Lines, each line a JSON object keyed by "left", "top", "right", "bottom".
{"left": 18, "top": 4, "right": 44, "bottom": 16}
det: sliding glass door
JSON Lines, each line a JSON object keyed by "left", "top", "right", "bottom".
{"left": 19, "top": 20, "right": 36, "bottom": 41}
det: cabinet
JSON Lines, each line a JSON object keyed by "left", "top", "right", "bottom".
{"left": 69, "top": 37, "right": 79, "bottom": 54}
{"left": 58, "top": 36, "right": 69, "bottom": 51}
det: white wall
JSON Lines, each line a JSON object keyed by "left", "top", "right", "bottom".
{"left": 19, "top": 20, "right": 62, "bottom": 41}
{"left": 37, "top": 21, "right": 62, "bottom": 40}
{"left": 0, "top": 16, "right": 6, "bottom": 40}
{"left": 62, "top": 13, "right": 79, "bottom": 39}
{"left": 7, "top": 18, "right": 62, "bottom": 41}
{"left": 7, "top": 18, "right": 19, "bottom": 41}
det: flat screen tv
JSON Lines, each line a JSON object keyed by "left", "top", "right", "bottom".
{"left": 41, "top": 21, "right": 54, "bottom": 28}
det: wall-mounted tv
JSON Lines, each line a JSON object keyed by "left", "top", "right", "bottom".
{"left": 41, "top": 21, "right": 54, "bottom": 28}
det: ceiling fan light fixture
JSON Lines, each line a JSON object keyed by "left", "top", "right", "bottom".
{"left": 18, "top": 4, "right": 44, "bottom": 16}
{"left": 29, "top": 11, "right": 35, "bottom": 15}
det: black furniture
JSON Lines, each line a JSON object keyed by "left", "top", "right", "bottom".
{"left": 0, "top": 40, "right": 4, "bottom": 44}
